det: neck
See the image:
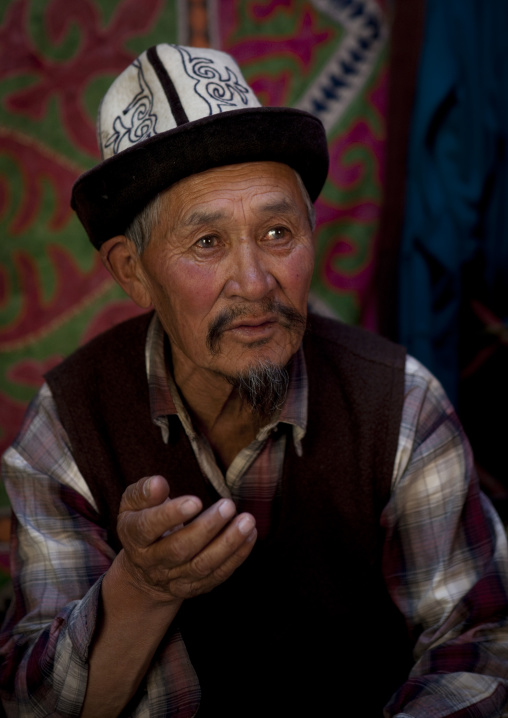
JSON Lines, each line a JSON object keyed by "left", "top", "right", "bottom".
{"left": 172, "top": 354, "right": 262, "bottom": 470}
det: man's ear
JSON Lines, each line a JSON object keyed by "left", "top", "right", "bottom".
{"left": 99, "top": 236, "right": 152, "bottom": 308}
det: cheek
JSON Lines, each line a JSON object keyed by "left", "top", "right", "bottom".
{"left": 284, "top": 249, "right": 314, "bottom": 300}
{"left": 167, "top": 262, "right": 222, "bottom": 327}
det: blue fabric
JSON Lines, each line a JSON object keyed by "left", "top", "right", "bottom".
{"left": 398, "top": 0, "right": 508, "bottom": 406}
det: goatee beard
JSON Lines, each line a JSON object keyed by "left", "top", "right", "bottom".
{"left": 223, "top": 360, "right": 290, "bottom": 422}
{"left": 206, "top": 298, "right": 305, "bottom": 421}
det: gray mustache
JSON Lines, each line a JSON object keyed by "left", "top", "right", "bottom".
{"left": 206, "top": 299, "right": 306, "bottom": 355}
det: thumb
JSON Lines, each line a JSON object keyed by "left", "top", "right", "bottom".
{"left": 119, "top": 475, "right": 170, "bottom": 513}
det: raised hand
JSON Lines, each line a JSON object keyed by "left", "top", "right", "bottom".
{"left": 116, "top": 474, "right": 257, "bottom": 605}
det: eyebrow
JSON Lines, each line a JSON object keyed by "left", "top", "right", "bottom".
{"left": 183, "top": 198, "right": 300, "bottom": 227}
{"left": 258, "top": 198, "right": 300, "bottom": 216}
{"left": 183, "top": 209, "right": 227, "bottom": 227}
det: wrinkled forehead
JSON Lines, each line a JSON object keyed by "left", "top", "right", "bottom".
{"left": 159, "top": 161, "right": 312, "bottom": 224}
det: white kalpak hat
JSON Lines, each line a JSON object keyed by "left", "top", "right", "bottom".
{"left": 71, "top": 44, "right": 329, "bottom": 249}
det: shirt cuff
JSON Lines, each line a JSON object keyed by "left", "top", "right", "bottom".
{"left": 66, "top": 573, "right": 105, "bottom": 662}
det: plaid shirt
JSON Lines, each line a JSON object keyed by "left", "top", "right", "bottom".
{"left": 1, "top": 314, "right": 507, "bottom": 717}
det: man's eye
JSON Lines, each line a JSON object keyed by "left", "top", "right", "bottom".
{"left": 195, "top": 235, "right": 218, "bottom": 248}
{"left": 266, "top": 227, "right": 289, "bottom": 241}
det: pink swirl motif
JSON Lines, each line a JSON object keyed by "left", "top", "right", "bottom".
{"left": 177, "top": 47, "right": 252, "bottom": 114}
{"left": 104, "top": 59, "right": 158, "bottom": 155}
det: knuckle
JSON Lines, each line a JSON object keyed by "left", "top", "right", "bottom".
{"left": 117, "top": 511, "right": 133, "bottom": 545}
{"left": 177, "top": 578, "right": 206, "bottom": 599}
{"left": 117, "top": 506, "right": 158, "bottom": 551}
{"left": 166, "top": 532, "right": 191, "bottom": 564}
{"left": 213, "top": 561, "right": 236, "bottom": 584}
{"left": 118, "top": 510, "right": 144, "bottom": 546}
{"left": 119, "top": 477, "right": 149, "bottom": 512}
{"left": 136, "top": 510, "right": 152, "bottom": 540}
{"left": 190, "top": 553, "right": 212, "bottom": 579}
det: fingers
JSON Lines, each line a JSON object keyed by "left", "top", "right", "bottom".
{"left": 152, "top": 500, "right": 254, "bottom": 566}
{"left": 157, "top": 508, "right": 257, "bottom": 600}
{"left": 169, "top": 518, "right": 257, "bottom": 598}
{"left": 116, "top": 476, "right": 258, "bottom": 603}
{"left": 186, "top": 512, "right": 257, "bottom": 579}
{"left": 118, "top": 475, "right": 204, "bottom": 547}
{"left": 156, "top": 498, "right": 235, "bottom": 561}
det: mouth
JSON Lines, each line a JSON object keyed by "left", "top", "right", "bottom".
{"left": 227, "top": 317, "right": 278, "bottom": 339}
{"left": 228, "top": 315, "right": 278, "bottom": 330}
{"left": 206, "top": 300, "right": 307, "bottom": 355}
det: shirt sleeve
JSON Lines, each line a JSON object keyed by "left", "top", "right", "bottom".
{"left": 0, "top": 384, "right": 201, "bottom": 718}
{"left": 0, "top": 384, "right": 115, "bottom": 716}
{"left": 382, "top": 356, "right": 508, "bottom": 718}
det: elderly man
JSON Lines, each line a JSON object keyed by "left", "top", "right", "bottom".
{"left": 1, "top": 45, "right": 507, "bottom": 718}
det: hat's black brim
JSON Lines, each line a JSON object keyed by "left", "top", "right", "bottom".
{"left": 71, "top": 107, "right": 329, "bottom": 249}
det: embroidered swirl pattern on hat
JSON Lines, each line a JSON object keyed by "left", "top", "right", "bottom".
{"left": 98, "top": 45, "right": 261, "bottom": 161}
{"left": 103, "top": 59, "right": 158, "bottom": 156}
{"left": 177, "top": 46, "right": 252, "bottom": 112}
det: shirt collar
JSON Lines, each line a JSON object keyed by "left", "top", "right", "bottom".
{"left": 145, "top": 313, "right": 308, "bottom": 449}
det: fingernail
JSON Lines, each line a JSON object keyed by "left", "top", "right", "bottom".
{"left": 180, "top": 498, "right": 199, "bottom": 517}
{"left": 218, "top": 499, "right": 235, "bottom": 520}
{"left": 237, "top": 515, "right": 255, "bottom": 536}
{"left": 143, "top": 477, "right": 152, "bottom": 498}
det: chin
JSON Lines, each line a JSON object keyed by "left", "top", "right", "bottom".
{"left": 225, "top": 348, "right": 294, "bottom": 378}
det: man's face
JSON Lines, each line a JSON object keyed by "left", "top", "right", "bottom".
{"left": 135, "top": 161, "right": 315, "bottom": 385}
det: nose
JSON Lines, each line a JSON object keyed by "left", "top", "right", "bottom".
{"left": 224, "top": 241, "right": 277, "bottom": 301}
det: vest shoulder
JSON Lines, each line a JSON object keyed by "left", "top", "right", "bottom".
{"left": 46, "top": 311, "right": 153, "bottom": 384}
{"left": 306, "top": 313, "right": 406, "bottom": 369}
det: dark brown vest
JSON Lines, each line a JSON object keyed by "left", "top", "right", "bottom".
{"left": 46, "top": 312, "right": 412, "bottom": 716}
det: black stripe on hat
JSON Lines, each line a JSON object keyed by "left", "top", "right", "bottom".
{"left": 146, "top": 45, "right": 189, "bottom": 126}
